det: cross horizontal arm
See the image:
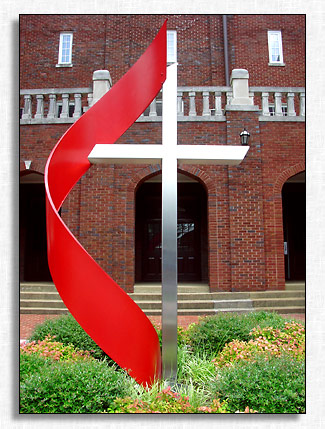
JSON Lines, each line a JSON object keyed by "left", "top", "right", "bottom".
{"left": 88, "top": 144, "right": 249, "bottom": 165}
{"left": 88, "top": 144, "right": 163, "bottom": 164}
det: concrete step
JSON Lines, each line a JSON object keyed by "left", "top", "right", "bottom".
{"left": 252, "top": 297, "right": 305, "bottom": 308}
{"left": 21, "top": 291, "right": 61, "bottom": 301}
{"left": 20, "top": 307, "right": 69, "bottom": 315}
{"left": 252, "top": 306, "right": 305, "bottom": 314}
{"left": 249, "top": 290, "right": 305, "bottom": 299}
{"left": 214, "top": 299, "right": 254, "bottom": 310}
{"left": 19, "top": 282, "right": 305, "bottom": 316}
{"left": 133, "top": 283, "right": 210, "bottom": 294}
{"left": 285, "top": 282, "right": 305, "bottom": 291}
{"left": 21, "top": 299, "right": 67, "bottom": 309}
{"left": 20, "top": 282, "right": 57, "bottom": 293}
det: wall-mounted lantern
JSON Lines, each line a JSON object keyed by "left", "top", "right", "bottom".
{"left": 240, "top": 128, "right": 250, "bottom": 145}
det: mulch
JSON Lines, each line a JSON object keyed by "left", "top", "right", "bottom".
{"left": 20, "top": 312, "right": 305, "bottom": 340}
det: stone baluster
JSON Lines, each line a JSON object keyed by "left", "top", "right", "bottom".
{"left": 202, "top": 91, "right": 211, "bottom": 117}
{"left": 83, "top": 93, "right": 93, "bottom": 112}
{"left": 47, "top": 94, "right": 57, "bottom": 119}
{"left": 60, "top": 93, "right": 69, "bottom": 118}
{"left": 262, "top": 92, "right": 270, "bottom": 116}
{"left": 177, "top": 91, "right": 183, "bottom": 116}
{"left": 73, "top": 93, "right": 82, "bottom": 118}
{"left": 274, "top": 92, "right": 283, "bottom": 116}
{"left": 34, "top": 95, "right": 44, "bottom": 119}
{"left": 22, "top": 94, "right": 32, "bottom": 119}
{"left": 287, "top": 92, "right": 296, "bottom": 116}
{"left": 299, "top": 92, "right": 305, "bottom": 116}
{"left": 149, "top": 98, "right": 157, "bottom": 117}
{"left": 188, "top": 91, "right": 197, "bottom": 116}
{"left": 226, "top": 91, "right": 232, "bottom": 106}
{"left": 214, "top": 91, "right": 223, "bottom": 116}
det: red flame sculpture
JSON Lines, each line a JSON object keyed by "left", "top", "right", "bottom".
{"left": 44, "top": 22, "right": 167, "bottom": 387}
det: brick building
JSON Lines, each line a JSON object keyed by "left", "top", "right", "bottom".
{"left": 19, "top": 14, "right": 305, "bottom": 293}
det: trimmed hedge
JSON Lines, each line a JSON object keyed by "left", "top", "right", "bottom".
{"left": 20, "top": 354, "right": 132, "bottom": 413}
{"left": 29, "top": 314, "right": 108, "bottom": 361}
{"left": 212, "top": 354, "right": 305, "bottom": 413}
{"left": 187, "top": 311, "right": 289, "bottom": 357}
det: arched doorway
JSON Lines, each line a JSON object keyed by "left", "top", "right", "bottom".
{"left": 20, "top": 172, "right": 52, "bottom": 281}
{"left": 135, "top": 172, "right": 208, "bottom": 283}
{"left": 282, "top": 171, "right": 306, "bottom": 280}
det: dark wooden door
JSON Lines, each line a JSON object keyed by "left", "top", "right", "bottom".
{"left": 135, "top": 181, "right": 207, "bottom": 283}
{"left": 282, "top": 182, "right": 306, "bottom": 280}
{"left": 20, "top": 183, "right": 52, "bottom": 281}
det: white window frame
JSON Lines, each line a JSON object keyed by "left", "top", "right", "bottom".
{"left": 57, "top": 32, "right": 73, "bottom": 66}
{"left": 167, "top": 30, "right": 177, "bottom": 64}
{"left": 267, "top": 30, "right": 284, "bottom": 66}
{"left": 269, "top": 103, "right": 288, "bottom": 116}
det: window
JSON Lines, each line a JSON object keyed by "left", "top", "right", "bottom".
{"left": 167, "top": 30, "right": 177, "bottom": 63}
{"left": 267, "top": 31, "right": 284, "bottom": 65}
{"left": 57, "top": 102, "right": 75, "bottom": 118}
{"left": 57, "top": 32, "right": 73, "bottom": 66}
{"left": 269, "top": 104, "right": 287, "bottom": 116}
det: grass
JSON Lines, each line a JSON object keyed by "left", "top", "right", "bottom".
{"left": 20, "top": 311, "right": 305, "bottom": 414}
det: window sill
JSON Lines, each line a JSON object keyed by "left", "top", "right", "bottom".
{"left": 268, "top": 62, "right": 285, "bottom": 67}
{"left": 56, "top": 64, "right": 73, "bottom": 68}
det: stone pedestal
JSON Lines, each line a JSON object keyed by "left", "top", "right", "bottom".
{"left": 92, "top": 70, "right": 113, "bottom": 105}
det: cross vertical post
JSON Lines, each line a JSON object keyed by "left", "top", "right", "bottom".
{"left": 161, "top": 63, "right": 178, "bottom": 382}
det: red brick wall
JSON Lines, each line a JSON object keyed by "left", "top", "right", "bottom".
{"left": 227, "top": 14, "right": 305, "bottom": 87}
{"left": 20, "top": 14, "right": 305, "bottom": 89}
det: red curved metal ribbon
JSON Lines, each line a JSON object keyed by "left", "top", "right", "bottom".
{"left": 44, "top": 22, "right": 167, "bottom": 386}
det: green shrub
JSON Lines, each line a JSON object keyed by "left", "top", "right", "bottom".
{"left": 213, "top": 321, "right": 305, "bottom": 368}
{"left": 187, "top": 311, "right": 288, "bottom": 358}
{"left": 20, "top": 357, "right": 132, "bottom": 413}
{"left": 29, "top": 314, "right": 108, "bottom": 361}
{"left": 21, "top": 335, "right": 94, "bottom": 362}
{"left": 20, "top": 353, "right": 52, "bottom": 383}
{"left": 154, "top": 325, "right": 189, "bottom": 348}
{"left": 213, "top": 354, "right": 305, "bottom": 413}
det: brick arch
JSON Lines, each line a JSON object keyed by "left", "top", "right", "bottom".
{"left": 264, "top": 161, "right": 305, "bottom": 291}
{"left": 126, "top": 164, "right": 216, "bottom": 196}
{"left": 274, "top": 161, "right": 305, "bottom": 194}
{"left": 19, "top": 161, "right": 45, "bottom": 175}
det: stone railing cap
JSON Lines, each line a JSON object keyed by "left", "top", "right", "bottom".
{"left": 93, "top": 70, "right": 112, "bottom": 81}
{"left": 230, "top": 69, "right": 249, "bottom": 81}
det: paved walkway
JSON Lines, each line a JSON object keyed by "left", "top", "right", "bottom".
{"left": 20, "top": 312, "right": 305, "bottom": 340}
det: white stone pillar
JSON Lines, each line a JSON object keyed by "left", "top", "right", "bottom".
{"left": 214, "top": 91, "right": 223, "bottom": 116}
{"left": 34, "top": 94, "right": 44, "bottom": 119}
{"left": 188, "top": 91, "right": 197, "bottom": 116}
{"left": 229, "top": 69, "right": 253, "bottom": 106}
{"left": 149, "top": 98, "right": 157, "bottom": 116}
{"left": 274, "top": 92, "right": 283, "bottom": 116}
{"left": 92, "top": 70, "right": 113, "bottom": 106}
{"left": 202, "top": 91, "right": 211, "bottom": 116}
{"left": 177, "top": 91, "right": 183, "bottom": 116}
{"left": 262, "top": 92, "right": 270, "bottom": 116}
{"left": 60, "top": 94, "right": 69, "bottom": 118}
{"left": 22, "top": 95, "right": 32, "bottom": 119}
{"left": 287, "top": 92, "right": 296, "bottom": 116}
{"left": 47, "top": 94, "right": 57, "bottom": 119}
{"left": 73, "top": 93, "right": 82, "bottom": 118}
{"left": 299, "top": 92, "right": 305, "bottom": 117}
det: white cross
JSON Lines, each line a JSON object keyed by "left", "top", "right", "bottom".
{"left": 88, "top": 63, "right": 249, "bottom": 382}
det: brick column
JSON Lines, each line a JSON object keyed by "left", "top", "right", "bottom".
{"left": 225, "top": 69, "right": 266, "bottom": 291}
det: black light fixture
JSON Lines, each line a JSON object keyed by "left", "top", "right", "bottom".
{"left": 240, "top": 128, "right": 250, "bottom": 145}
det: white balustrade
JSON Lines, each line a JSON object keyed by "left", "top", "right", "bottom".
{"left": 20, "top": 86, "right": 305, "bottom": 124}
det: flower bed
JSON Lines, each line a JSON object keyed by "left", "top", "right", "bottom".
{"left": 20, "top": 312, "right": 305, "bottom": 414}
